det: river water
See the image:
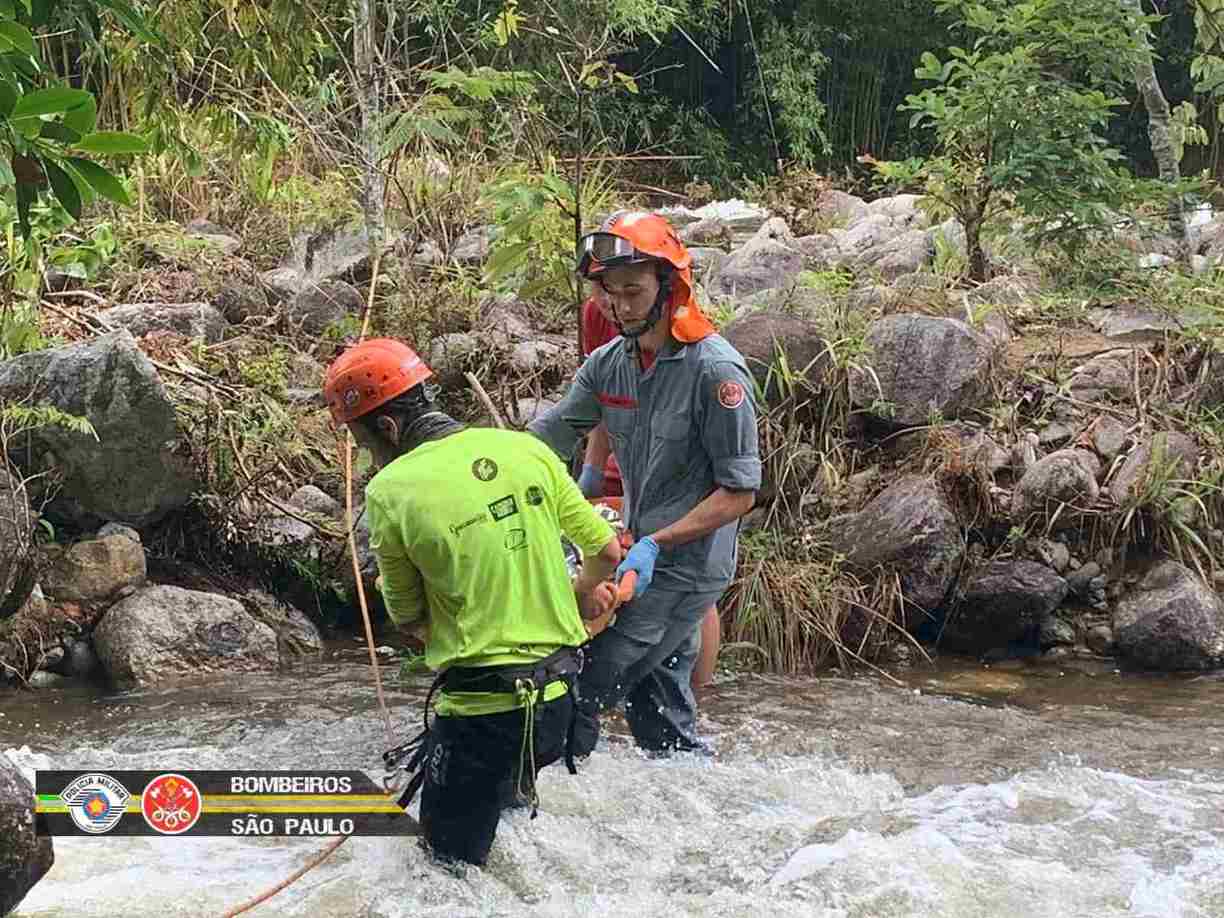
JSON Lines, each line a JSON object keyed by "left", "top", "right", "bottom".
{"left": 5, "top": 647, "right": 1224, "bottom": 918}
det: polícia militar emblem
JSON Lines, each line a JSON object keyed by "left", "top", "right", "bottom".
{"left": 61, "top": 772, "right": 131, "bottom": 834}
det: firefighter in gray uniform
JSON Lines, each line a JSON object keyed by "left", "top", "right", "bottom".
{"left": 529, "top": 211, "right": 760, "bottom": 754}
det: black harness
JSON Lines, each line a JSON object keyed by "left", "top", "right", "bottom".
{"left": 382, "top": 646, "right": 586, "bottom": 816}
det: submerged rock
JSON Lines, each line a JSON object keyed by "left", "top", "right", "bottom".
{"left": 0, "top": 751, "right": 54, "bottom": 916}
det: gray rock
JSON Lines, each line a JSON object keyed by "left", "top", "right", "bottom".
{"left": 260, "top": 267, "right": 303, "bottom": 301}
{"left": 509, "top": 340, "right": 566, "bottom": 375}
{"left": 98, "top": 302, "right": 227, "bottom": 343}
{"left": 506, "top": 396, "right": 560, "bottom": 427}
{"left": 184, "top": 218, "right": 242, "bottom": 255}
{"left": 1012, "top": 449, "right": 1101, "bottom": 523}
{"left": 0, "top": 466, "right": 32, "bottom": 614}
{"left": 0, "top": 332, "right": 197, "bottom": 527}
{"left": 28, "top": 669, "right": 66, "bottom": 688}
{"left": 863, "top": 228, "right": 933, "bottom": 280}
{"left": 42, "top": 534, "right": 147, "bottom": 603}
{"left": 0, "top": 753, "right": 54, "bottom": 915}
{"left": 289, "top": 485, "right": 341, "bottom": 519}
{"left": 1108, "top": 431, "right": 1199, "bottom": 506}
{"left": 942, "top": 560, "right": 1068, "bottom": 653}
{"left": 863, "top": 194, "right": 930, "bottom": 230}
{"left": 450, "top": 225, "right": 496, "bottom": 266}
{"left": 828, "top": 475, "right": 964, "bottom": 626}
{"left": 214, "top": 280, "right": 274, "bottom": 324}
{"left": 679, "top": 216, "right": 732, "bottom": 246}
{"left": 687, "top": 246, "right": 729, "bottom": 280}
{"left": 1091, "top": 416, "right": 1130, "bottom": 461}
{"left": 829, "top": 214, "right": 900, "bottom": 263}
{"left": 967, "top": 276, "right": 1038, "bottom": 308}
{"left": 1113, "top": 561, "right": 1224, "bottom": 671}
{"left": 795, "top": 233, "right": 840, "bottom": 264}
{"left": 1067, "top": 561, "right": 1102, "bottom": 598}
{"left": 814, "top": 190, "right": 869, "bottom": 225}
{"left": 288, "top": 280, "right": 363, "bottom": 336}
{"left": 242, "top": 589, "right": 324, "bottom": 658}
{"left": 848, "top": 314, "right": 995, "bottom": 426}
{"left": 1039, "top": 613, "right": 1077, "bottom": 648}
{"left": 1038, "top": 421, "right": 1079, "bottom": 449}
{"left": 711, "top": 219, "right": 805, "bottom": 298}
{"left": 427, "top": 332, "right": 482, "bottom": 387}
{"left": 286, "top": 223, "right": 388, "bottom": 286}
{"left": 721, "top": 311, "right": 830, "bottom": 404}
{"left": 1033, "top": 538, "right": 1071, "bottom": 573}
{"left": 94, "top": 584, "right": 279, "bottom": 688}
{"left": 96, "top": 522, "right": 141, "bottom": 543}
{"left": 1088, "top": 306, "right": 1210, "bottom": 344}
{"left": 1069, "top": 350, "right": 1136, "bottom": 402}
{"left": 62, "top": 638, "right": 100, "bottom": 679}
{"left": 1085, "top": 624, "right": 1114, "bottom": 655}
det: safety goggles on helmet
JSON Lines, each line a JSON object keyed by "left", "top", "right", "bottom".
{"left": 576, "top": 232, "right": 652, "bottom": 278}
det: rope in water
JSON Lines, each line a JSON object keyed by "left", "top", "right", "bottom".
{"left": 219, "top": 254, "right": 406, "bottom": 918}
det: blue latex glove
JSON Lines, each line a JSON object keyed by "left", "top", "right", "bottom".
{"left": 577, "top": 463, "right": 605, "bottom": 499}
{"left": 616, "top": 536, "right": 660, "bottom": 599}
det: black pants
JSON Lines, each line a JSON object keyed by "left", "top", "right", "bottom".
{"left": 419, "top": 693, "right": 582, "bottom": 866}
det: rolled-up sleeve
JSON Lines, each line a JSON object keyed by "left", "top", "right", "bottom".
{"left": 528, "top": 357, "right": 603, "bottom": 461}
{"left": 366, "top": 491, "right": 427, "bottom": 626}
{"left": 699, "top": 361, "right": 761, "bottom": 491}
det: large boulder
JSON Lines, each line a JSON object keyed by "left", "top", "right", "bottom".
{"left": 860, "top": 228, "right": 933, "bottom": 280}
{"left": 942, "top": 560, "right": 1068, "bottom": 653}
{"left": 93, "top": 585, "right": 278, "bottom": 688}
{"left": 720, "top": 312, "right": 830, "bottom": 404}
{"left": 97, "top": 302, "right": 227, "bottom": 343}
{"left": 1012, "top": 449, "right": 1101, "bottom": 523}
{"left": 0, "top": 466, "right": 33, "bottom": 615}
{"left": 848, "top": 315, "right": 996, "bottom": 426}
{"left": 1108, "top": 431, "right": 1200, "bottom": 506}
{"left": 0, "top": 331, "right": 197, "bottom": 528}
{"left": 828, "top": 475, "right": 964, "bottom": 627}
{"left": 710, "top": 218, "right": 805, "bottom": 298}
{"left": 287, "top": 280, "right": 363, "bottom": 336}
{"left": 0, "top": 752, "right": 54, "bottom": 916}
{"left": 1114, "top": 561, "right": 1224, "bottom": 671}
{"left": 41, "top": 534, "right": 146, "bottom": 604}
{"left": 241, "top": 589, "right": 324, "bottom": 658}
{"left": 813, "top": 189, "right": 869, "bottom": 225}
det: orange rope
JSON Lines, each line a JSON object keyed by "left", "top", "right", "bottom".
{"left": 220, "top": 252, "right": 413, "bottom": 918}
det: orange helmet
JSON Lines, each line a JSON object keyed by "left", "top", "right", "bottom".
{"left": 323, "top": 338, "right": 434, "bottom": 425}
{"left": 577, "top": 212, "right": 713, "bottom": 344}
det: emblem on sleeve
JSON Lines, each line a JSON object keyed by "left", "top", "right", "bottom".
{"left": 717, "top": 380, "right": 745, "bottom": 409}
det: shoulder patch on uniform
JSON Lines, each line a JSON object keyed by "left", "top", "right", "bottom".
{"left": 717, "top": 380, "right": 745, "bottom": 409}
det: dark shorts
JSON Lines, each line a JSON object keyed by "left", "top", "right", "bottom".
{"left": 419, "top": 691, "right": 594, "bottom": 866}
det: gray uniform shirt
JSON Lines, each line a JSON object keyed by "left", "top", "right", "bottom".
{"left": 529, "top": 333, "right": 761, "bottom": 593}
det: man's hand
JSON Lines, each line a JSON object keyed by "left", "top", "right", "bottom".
{"left": 615, "top": 536, "right": 659, "bottom": 599}
{"left": 576, "top": 581, "right": 618, "bottom": 621}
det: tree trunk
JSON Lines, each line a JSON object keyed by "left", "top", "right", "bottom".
{"left": 1124, "top": 0, "right": 1189, "bottom": 253}
{"left": 354, "top": 0, "right": 386, "bottom": 257}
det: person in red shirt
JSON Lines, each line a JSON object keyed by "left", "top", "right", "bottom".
{"left": 577, "top": 281, "right": 723, "bottom": 690}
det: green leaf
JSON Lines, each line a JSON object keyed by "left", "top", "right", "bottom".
{"left": 14, "top": 178, "right": 34, "bottom": 238}
{"left": 65, "top": 157, "right": 130, "bottom": 205}
{"left": 73, "top": 131, "right": 148, "bottom": 155}
{"left": 0, "top": 1, "right": 15, "bottom": 19}
{"left": 44, "top": 159, "right": 81, "bottom": 218}
{"left": 0, "top": 21, "right": 37, "bottom": 58}
{"left": 0, "top": 156, "right": 13, "bottom": 186}
{"left": 9, "top": 87, "right": 94, "bottom": 120}
{"left": 0, "top": 77, "right": 15, "bottom": 118}
{"left": 64, "top": 92, "right": 97, "bottom": 134}
{"left": 39, "top": 121, "right": 82, "bottom": 144}
{"left": 92, "top": 0, "right": 164, "bottom": 45}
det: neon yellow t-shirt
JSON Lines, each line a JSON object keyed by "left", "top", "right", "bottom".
{"left": 365, "top": 428, "right": 614, "bottom": 716}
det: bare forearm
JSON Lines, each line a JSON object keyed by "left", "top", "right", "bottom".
{"left": 651, "top": 488, "right": 756, "bottom": 549}
{"left": 584, "top": 423, "right": 612, "bottom": 469}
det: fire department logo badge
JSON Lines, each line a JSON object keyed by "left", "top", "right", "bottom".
{"left": 472, "top": 457, "right": 499, "bottom": 482}
{"left": 61, "top": 773, "right": 130, "bottom": 834}
{"left": 142, "top": 773, "right": 203, "bottom": 835}
{"left": 717, "top": 380, "right": 745, "bottom": 409}
{"left": 342, "top": 387, "right": 361, "bottom": 408}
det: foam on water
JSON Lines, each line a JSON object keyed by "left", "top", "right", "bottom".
{"left": 8, "top": 664, "right": 1224, "bottom": 917}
